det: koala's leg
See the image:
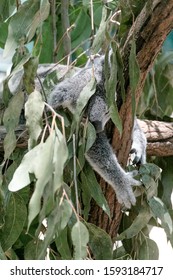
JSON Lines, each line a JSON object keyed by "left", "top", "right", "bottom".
{"left": 131, "top": 119, "right": 147, "bottom": 165}
{"left": 85, "top": 132, "right": 141, "bottom": 208}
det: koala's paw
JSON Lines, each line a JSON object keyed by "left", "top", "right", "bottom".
{"left": 130, "top": 147, "right": 146, "bottom": 165}
{"left": 115, "top": 171, "right": 141, "bottom": 209}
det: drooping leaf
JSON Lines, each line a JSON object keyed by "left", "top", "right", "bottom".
{"left": 81, "top": 164, "right": 110, "bottom": 217}
{"left": 105, "top": 44, "right": 122, "bottom": 135}
{"left": 73, "top": 77, "right": 96, "bottom": 123}
{"left": 87, "top": 222, "right": 113, "bottom": 260}
{"left": 71, "top": 221, "right": 89, "bottom": 260}
{"left": 138, "top": 238, "right": 159, "bottom": 260}
{"left": 24, "top": 239, "right": 43, "bottom": 260}
{"left": 38, "top": 199, "right": 72, "bottom": 259}
{"left": 91, "top": 6, "right": 108, "bottom": 53}
{"left": 4, "top": 248, "right": 19, "bottom": 260}
{"left": 0, "top": 244, "right": 7, "bottom": 260}
{"left": 4, "top": 0, "right": 50, "bottom": 58}
{"left": 53, "top": 126, "right": 68, "bottom": 193}
{"left": 117, "top": 206, "right": 152, "bottom": 240}
{"left": 129, "top": 38, "right": 140, "bottom": 118}
{"left": 55, "top": 227, "right": 72, "bottom": 260}
{"left": 8, "top": 133, "right": 54, "bottom": 192}
{"left": 71, "top": 9, "right": 91, "bottom": 49}
{"left": 25, "top": 90, "right": 44, "bottom": 149}
{"left": 23, "top": 57, "right": 39, "bottom": 93}
{"left": 85, "top": 122, "right": 96, "bottom": 152}
{"left": 3, "top": 90, "right": 24, "bottom": 159}
{"left": 0, "top": 193, "right": 27, "bottom": 251}
{"left": 149, "top": 196, "right": 173, "bottom": 238}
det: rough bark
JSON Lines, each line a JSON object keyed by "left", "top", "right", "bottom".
{"left": 88, "top": 0, "right": 173, "bottom": 239}
{"left": 138, "top": 120, "right": 173, "bottom": 157}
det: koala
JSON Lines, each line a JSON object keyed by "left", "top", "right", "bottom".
{"left": 48, "top": 55, "right": 146, "bottom": 208}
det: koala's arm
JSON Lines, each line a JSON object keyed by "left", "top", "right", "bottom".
{"left": 131, "top": 119, "right": 147, "bottom": 165}
{"left": 85, "top": 132, "right": 141, "bottom": 208}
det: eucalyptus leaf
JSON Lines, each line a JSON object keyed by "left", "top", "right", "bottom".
{"left": 91, "top": 6, "right": 108, "bottom": 53}
{"left": 71, "top": 221, "right": 89, "bottom": 260}
{"left": 81, "top": 165, "right": 110, "bottom": 217}
{"left": 25, "top": 90, "right": 44, "bottom": 149}
{"left": 117, "top": 206, "right": 152, "bottom": 240}
{"left": 55, "top": 227, "right": 72, "bottom": 260}
{"left": 24, "top": 239, "right": 43, "bottom": 260}
{"left": 3, "top": 90, "right": 24, "bottom": 159}
{"left": 129, "top": 38, "right": 140, "bottom": 117}
{"left": 23, "top": 57, "right": 39, "bottom": 93}
{"left": 138, "top": 238, "right": 159, "bottom": 260}
{"left": 87, "top": 222, "right": 113, "bottom": 260}
{"left": 85, "top": 122, "right": 96, "bottom": 152}
{"left": 53, "top": 126, "right": 68, "bottom": 193}
{"left": 149, "top": 196, "right": 173, "bottom": 238}
{"left": 4, "top": 0, "right": 50, "bottom": 58}
{"left": 0, "top": 244, "right": 7, "bottom": 260}
{"left": 38, "top": 199, "right": 72, "bottom": 259}
{"left": 0, "top": 193, "right": 27, "bottom": 251}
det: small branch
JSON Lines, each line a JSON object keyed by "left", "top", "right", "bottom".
{"left": 61, "top": 0, "right": 72, "bottom": 64}
{"left": 50, "top": 0, "right": 57, "bottom": 62}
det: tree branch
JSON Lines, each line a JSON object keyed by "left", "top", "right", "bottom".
{"left": 138, "top": 120, "right": 173, "bottom": 157}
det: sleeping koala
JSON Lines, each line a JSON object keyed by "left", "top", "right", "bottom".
{"left": 48, "top": 54, "right": 146, "bottom": 208}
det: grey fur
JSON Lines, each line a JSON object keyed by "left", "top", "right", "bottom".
{"left": 131, "top": 119, "right": 147, "bottom": 165}
{"left": 48, "top": 55, "right": 146, "bottom": 208}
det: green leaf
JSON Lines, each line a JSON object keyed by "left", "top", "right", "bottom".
{"left": 149, "top": 196, "right": 173, "bottom": 238}
{"left": 129, "top": 38, "right": 140, "bottom": 118}
{"left": 105, "top": 44, "right": 122, "bottom": 135}
{"left": 38, "top": 16, "right": 54, "bottom": 63}
{"left": 74, "top": 77, "right": 96, "bottom": 122}
{"left": 8, "top": 133, "right": 55, "bottom": 227}
{"left": 4, "top": 0, "right": 50, "bottom": 58}
{"left": 81, "top": 165, "right": 110, "bottom": 217}
{"left": 109, "top": 103, "right": 122, "bottom": 135}
{"left": 71, "top": 221, "right": 89, "bottom": 260}
{"left": 23, "top": 57, "right": 39, "bottom": 93}
{"left": 53, "top": 126, "right": 68, "bottom": 193}
{"left": 8, "top": 133, "right": 54, "bottom": 192}
{"left": 87, "top": 222, "right": 113, "bottom": 260}
{"left": 3, "top": 90, "right": 24, "bottom": 159}
{"left": 91, "top": 6, "right": 108, "bottom": 53}
{"left": 71, "top": 77, "right": 96, "bottom": 135}
{"left": 25, "top": 90, "right": 44, "bottom": 149}
{"left": 85, "top": 122, "right": 96, "bottom": 152}
{"left": 0, "top": 244, "right": 7, "bottom": 260}
{"left": 24, "top": 239, "right": 43, "bottom": 260}
{"left": 0, "top": 22, "right": 8, "bottom": 48}
{"left": 142, "top": 174, "right": 158, "bottom": 199}
{"left": 5, "top": 248, "right": 19, "bottom": 260}
{"left": 38, "top": 199, "right": 72, "bottom": 259}
{"left": 138, "top": 238, "right": 159, "bottom": 260}
{"left": 55, "top": 227, "right": 72, "bottom": 260}
{"left": 117, "top": 206, "right": 152, "bottom": 240}
{"left": 71, "top": 9, "right": 91, "bottom": 49}
{"left": 0, "top": 193, "right": 27, "bottom": 251}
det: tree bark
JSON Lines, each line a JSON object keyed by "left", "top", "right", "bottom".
{"left": 89, "top": 0, "right": 173, "bottom": 239}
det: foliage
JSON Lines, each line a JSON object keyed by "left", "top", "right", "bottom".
{"left": 0, "top": 0, "right": 172, "bottom": 260}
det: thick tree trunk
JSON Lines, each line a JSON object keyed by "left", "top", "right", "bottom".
{"left": 88, "top": 0, "right": 173, "bottom": 239}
